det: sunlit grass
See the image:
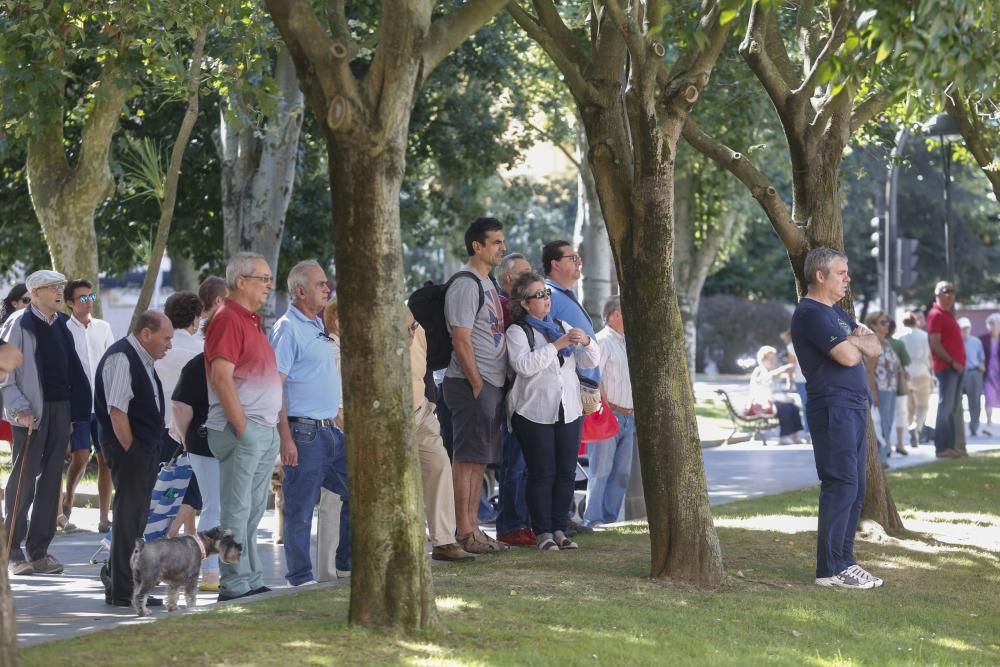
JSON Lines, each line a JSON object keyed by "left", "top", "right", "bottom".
{"left": 20, "top": 453, "right": 1000, "bottom": 666}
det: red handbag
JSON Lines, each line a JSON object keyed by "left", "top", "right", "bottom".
{"left": 580, "top": 399, "right": 620, "bottom": 450}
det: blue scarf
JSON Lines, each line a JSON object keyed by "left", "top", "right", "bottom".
{"left": 524, "top": 314, "right": 572, "bottom": 359}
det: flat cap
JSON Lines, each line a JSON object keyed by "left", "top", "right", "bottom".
{"left": 957, "top": 317, "right": 972, "bottom": 329}
{"left": 25, "top": 270, "right": 67, "bottom": 291}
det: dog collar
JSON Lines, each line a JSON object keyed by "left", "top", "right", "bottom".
{"left": 193, "top": 534, "right": 207, "bottom": 561}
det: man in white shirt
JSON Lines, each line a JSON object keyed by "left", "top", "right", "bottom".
{"left": 899, "top": 310, "right": 933, "bottom": 445}
{"left": 583, "top": 296, "right": 634, "bottom": 528}
{"left": 63, "top": 279, "right": 116, "bottom": 532}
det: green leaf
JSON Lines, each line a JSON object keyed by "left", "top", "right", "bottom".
{"left": 875, "top": 40, "right": 892, "bottom": 64}
{"left": 720, "top": 9, "right": 739, "bottom": 26}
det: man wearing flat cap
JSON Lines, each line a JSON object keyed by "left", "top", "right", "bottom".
{"left": 0, "top": 269, "right": 92, "bottom": 576}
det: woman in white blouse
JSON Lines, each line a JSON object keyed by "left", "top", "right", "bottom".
{"left": 506, "top": 272, "right": 601, "bottom": 551}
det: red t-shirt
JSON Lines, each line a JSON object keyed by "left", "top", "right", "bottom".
{"left": 203, "top": 298, "right": 282, "bottom": 429}
{"left": 926, "top": 304, "right": 965, "bottom": 373}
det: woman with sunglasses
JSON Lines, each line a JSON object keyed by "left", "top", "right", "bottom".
{"left": 864, "top": 310, "right": 901, "bottom": 467}
{"left": 505, "top": 272, "right": 600, "bottom": 551}
{"left": 1, "top": 283, "right": 29, "bottom": 325}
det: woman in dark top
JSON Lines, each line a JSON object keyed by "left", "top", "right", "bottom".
{"left": 171, "top": 351, "right": 220, "bottom": 590}
{"left": 1, "top": 283, "right": 29, "bottom": 325}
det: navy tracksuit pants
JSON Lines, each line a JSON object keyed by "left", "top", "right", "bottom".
{"left": 808, "top": 405, "right": 868, "bottom": 578}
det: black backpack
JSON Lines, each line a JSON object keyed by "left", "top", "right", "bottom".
{"left": 408, "top": 271, "right": 498, "bottom": 371}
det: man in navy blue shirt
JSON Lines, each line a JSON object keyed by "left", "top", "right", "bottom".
{"left": 790, "top": 248, "right": 884, "bottom": 590}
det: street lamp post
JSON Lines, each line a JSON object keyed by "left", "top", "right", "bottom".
{"left": 921, "top": 113, "right": 963, "bottom": 282}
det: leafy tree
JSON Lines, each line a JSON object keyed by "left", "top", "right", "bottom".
{"left": 264, "top": 0, "right": 511, "bottom": 630}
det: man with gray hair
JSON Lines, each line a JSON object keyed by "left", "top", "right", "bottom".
{"left": 269, "top": 260, "right": 351, "bottom": 585}
{"left": 204, "top": 252, "right": 283, "bottom": 601}
{"left": 583, "top": 295, "right": 634, "bottom": 528}
{"left": 95, "top": 310, "right": 174, "bottom": 606}
{"left": 1, "top": 269, "right": 91, "bottom": 576}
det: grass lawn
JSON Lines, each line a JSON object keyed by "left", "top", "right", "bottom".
{"left": 20, "top": 454, "right": 1000, "bottom": 666}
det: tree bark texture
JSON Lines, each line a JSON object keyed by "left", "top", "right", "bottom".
{"left": 169, "top": 251, "right": 199, "bottom": 293}
{"left": 216, "top": 44, "right": 304, "bottom": 322}
{"left": 131, "top": 29, "right": 208, "bottom": 330}
{"left": 944, "top": 92, "right": 1000, "bottom": 203}
{"left": 684, "top": 0, "right": 903, "bottom": 534}
{"left": 0, "top": 522, "right": 16, "bottom": 667}
{"left": 575, "top": 128, "right": 614, "bottom": 327}
{"left": 265, "top": 0, "right": 508, "bottom": 630}
{"left": 511, "top": 0, "right": 731, "bottom": 585}
{"left": 25, "top": 63, "right": 131, "bottom": 319}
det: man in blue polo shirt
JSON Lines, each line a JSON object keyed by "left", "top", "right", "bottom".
{"left": 542, "top": 240, "right": 598, "bottom": 385}
{"left": 790, "top": 248, "right": 884, "bottom": 590}
{"left": 270, "top": 260, "right": 350, "bottom": 585}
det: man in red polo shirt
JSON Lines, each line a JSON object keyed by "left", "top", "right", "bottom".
{"left": 204, "top": 252, "right": 283, "bottom": 601}
{"left": 926, "top": 281, "right": 966, "bottom": 459}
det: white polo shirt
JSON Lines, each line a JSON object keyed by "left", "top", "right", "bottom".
{"left": 67, "top": 315, "right": 116, "bottom": 411}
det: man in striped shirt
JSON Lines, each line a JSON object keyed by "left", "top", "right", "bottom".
{"left": 583, "top": 296, "right": 634, "bottom": 528}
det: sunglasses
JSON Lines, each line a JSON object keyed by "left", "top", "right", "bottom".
{"left": 526, "top": 288, "right": 552, "bottom": 301}
{"left": 19, "top": 296, "right": 30, "bottom": 305}
{"left": 74, "top": 294, "right": 98, "bottom": 303}
{"left": 937, "top": 288, "right": 955, "bottom": 295}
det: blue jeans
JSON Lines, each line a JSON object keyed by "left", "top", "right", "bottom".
{"left": 283, "top": 422, "right": 351, "bottom": 584}
{"left": 935, "top": 369, "right": 963, "bottom": 453}
{"left": 187, "top": 453, "right": 221, "bottom": 574}
{"left": 496, "top": 422, "right": 530, "bottom": 535}
{"left": 809, "top": 406, "right": 867, "bottom": 578}
{"left": 583, "top": 411, "right": 635, "bottom": 526}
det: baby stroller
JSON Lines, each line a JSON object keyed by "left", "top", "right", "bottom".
{"left": 90, "top": 449, "right": 194, "bottom": 565}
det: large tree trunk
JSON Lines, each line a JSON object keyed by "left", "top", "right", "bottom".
{"left": 0, "top": 522, "right": 16, "bottom": 666}
{"left": 169, "top": 251, "right": 199, "bottom": 292}
{"left": 25, "top": 66, "right": 130, "bottom": 319}
{"left": 131, "top": 30, "right": 207, "bottom": 329}
{"left": 216, "top": 44, "right": 303, "bottom": 321}
{"left": 574, "top": 127, "right": 614, "bottom": 326}
{"left": 329, "top": 136, "right": 437, "bottom": 629}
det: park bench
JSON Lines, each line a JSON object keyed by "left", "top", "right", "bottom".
{"left": 714, "top": 388, "right": 780, "bottom": 446}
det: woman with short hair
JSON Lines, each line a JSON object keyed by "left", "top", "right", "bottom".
{"left": 864, "top": 310, "right": 900, "bottom": 467}
{"left": 506, "top": 272, "right": 600, "bottom": 551}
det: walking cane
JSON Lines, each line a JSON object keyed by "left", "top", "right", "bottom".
{"left": 4, "top": 420, "right": 35, "bottom": 560}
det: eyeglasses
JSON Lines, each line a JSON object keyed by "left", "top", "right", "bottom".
{"left": 73, "top": 294, "right": 98, "bottom": 303}
{"left": 559, "top": 254, "right": 582, "bottom": 264}
{"left": 877, "top": 319, "right": 890, "bottom": 325}
{"left": 526, "top": 288, "right": 552, "bottom": 301}
{"left": 19, "top": 296, "right": 30, "bottom": 305}
{"left": 937, "top": 288, "right": 955, "bottom": 295}
{"left": 408, "top": 321, "right": 419, "bottom": 333}
{"left": 242, "top": 274, "right": 273, "bottom": 286}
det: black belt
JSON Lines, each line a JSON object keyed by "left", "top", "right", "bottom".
{"left": 288, "top": 416, "right": 337, "bottom": 428}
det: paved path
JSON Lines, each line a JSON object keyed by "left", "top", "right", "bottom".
{"left": 7, "top": 377, "right": 999, "bottom": 646}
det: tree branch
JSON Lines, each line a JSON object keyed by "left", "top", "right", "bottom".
{"left": 795, "top": 9, "right": 848, "bottom": 98}
{"left": 602, "top": 0, "right": 645, "bottom": 70}
{"left": 423, "top": 0, "right": 510, "bottom": 76}
{"left": 76, "top": 60, "right": 132, "bottom": 185}
{"left": 682, "top": 117, "right": 805, "bottom": 253}
{"left": 660, "top": 0, "right": 733, "bottom": 116}
{"left": 524, "top": 119, "right": 580, "bottom": 170}
{"left": 849, "top": 90, "right": 889, "bottom": 133}
{"left": 946, "top": 92, "right": 1000, "bottom": 201}
{"left": 739, "top": 1, "right": 796, "bottom": 129}
{"left": 507, "top": 2, "right": 599, "bottom": 105}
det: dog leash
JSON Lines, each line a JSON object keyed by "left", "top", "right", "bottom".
{"left": 191, "top": 533, "right": 207, "bottom": 561}
{"left": 4, "top": 425, "right": 34, "bottom": 559}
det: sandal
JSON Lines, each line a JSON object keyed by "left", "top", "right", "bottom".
{"left": 458, "top": 530, "right": 510, "bottom": 554}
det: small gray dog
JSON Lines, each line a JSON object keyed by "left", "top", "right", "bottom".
{"left": 131, "top": 526, "right": 243, "bottom": 617}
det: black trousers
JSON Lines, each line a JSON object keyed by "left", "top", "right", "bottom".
{"left": 3, "top": 400, "right": 71, "bottom": 562}
{"left": 511, "top": 411, "right": 583, "bottom": 536}
{"left": 103, "top": 439, "right": 159, "bottom": 601}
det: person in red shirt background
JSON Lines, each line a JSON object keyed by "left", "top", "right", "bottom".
{"left": 926, "top": 281, "right": 966, "bottom": 459}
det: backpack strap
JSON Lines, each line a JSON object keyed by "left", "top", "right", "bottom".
{"left": 445, "top": 270, "right": 486, "bottom": 313}
{"left": 512, "top": 321, "right": 535, "bottom": 350}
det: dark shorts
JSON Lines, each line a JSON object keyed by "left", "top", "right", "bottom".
{"left": 182, "top": 471, "right": 203, "bottom": 511}
{"left": 442, "top": 377, "right": 503, "bottom": 465}
{"left": 69, "top": 415, "right": 101, "bottom": 453}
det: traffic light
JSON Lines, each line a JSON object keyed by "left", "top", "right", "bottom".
{"left": 870, "top": 216, "right": 882, "bottom": 258}
{"left": 896, "top": 237, "right": 919, "bottom": 288}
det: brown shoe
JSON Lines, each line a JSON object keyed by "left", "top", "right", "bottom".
{"left": 432, "top": 543, "right": 477, "bottom": 561}
{"left": 895, "top": 446, "right": 909, "bottom": 456}
{"left": 936, "top": 449, "right": 962, "bottom": 459}
{"left": 458, "top": 530, "right": 510, "bottom": 554}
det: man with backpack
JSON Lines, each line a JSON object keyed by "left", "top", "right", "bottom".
{"left": 441, "top": 217, "right": 510, "bottom": 554}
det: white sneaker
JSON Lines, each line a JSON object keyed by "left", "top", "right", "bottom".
{"left": 815, "top": 570, "right": 876, "bottom": 589}
{"left": 843, "top": 564, "right": 883, "bottom": 588}
{"left": 291, "top": 579, "right": 318, "bottom": 586}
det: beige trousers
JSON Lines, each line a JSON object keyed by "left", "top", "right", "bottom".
{"left": 415, "top": 399, "right": 459, "bottom": 547}
{"left": 908, "top": 374, "right": 934, "bottom": 434}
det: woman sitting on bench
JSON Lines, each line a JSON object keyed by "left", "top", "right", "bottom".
{"left": 748, "top": 346, "right": 805, "bottom": 445}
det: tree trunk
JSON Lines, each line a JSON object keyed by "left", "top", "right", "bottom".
{"left": 583, "top": 87, "right": 724, "bottom": 584}
{"left": 574, "top": 126, "right": 613, "bottom": 326}
{"left": 131, "top": 29, "right": 207, "bottom": 329}
{"left": 216, "top": 44, "right": 304, "bottom": 322}
{"left": 169, "top": 250, "right": 199, "bottom": 292}
{"left": 0, "top": 522, "right": 17, "bottom": 666}
{"left": 328, "top": 134, "right": 437, "bottom": 630}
